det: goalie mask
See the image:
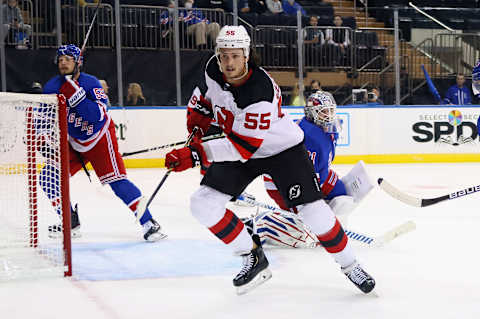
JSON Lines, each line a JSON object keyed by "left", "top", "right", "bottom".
{"left": 56, "top": 44, "right": 83, "bottom": 65}
{"left": 215, "top": 25, "right": 251, "bottom": 78}
{"left": 304, "top": 90, "right": 339, "bottom": 133}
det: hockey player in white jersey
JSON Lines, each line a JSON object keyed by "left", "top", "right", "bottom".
{"left": 165, "top": 25, "right": 375, "bottom": 295}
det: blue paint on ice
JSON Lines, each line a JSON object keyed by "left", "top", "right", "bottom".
{"left": 72, "top": 240, "right": 274, "bottom": 281}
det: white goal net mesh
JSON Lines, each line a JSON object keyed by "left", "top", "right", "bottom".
{"left": 0, "top": 93, "right": 70, "bottom": 280}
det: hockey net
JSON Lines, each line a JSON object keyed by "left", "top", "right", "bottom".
{"left": 0, "top": 93, "right": 71, "bottom": 280}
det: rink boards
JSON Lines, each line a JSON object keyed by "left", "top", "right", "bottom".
{"left": 108, "top": 105, "right": 480, "bottom": 167}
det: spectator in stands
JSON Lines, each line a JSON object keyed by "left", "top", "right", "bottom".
{"left": 282, "top": 0, "right": 306, "bottom": 16}
{"left": 305, "top": 79, "right": 321, "bottom": 95}
{"left": 304, "top": 16, "right": 326, "bottom": 68}
{"left": 181, "top": 0, "right": 221, "bottom": 49}
{"left": 304, "top": 16, "right": 325, "bottom": 46}
{"left": 311, "top": 80, "right": 321, "bottom": 91}
{"left": 290, "top": 82, "right": 305, "bottom": 106}
{"left": 326, "top": 15, "right": 350, "bottom": 49}
{"left": 367, "top": 87, "right": 383, "bottom": 105}
{"left": 325, "top": 15, "right": 350, "bottom": 66}
{"left": 443, "top": 74, "right": 472, "bottom": 105}
{"left": 126, "top": 83, "right": 146, "bottom": 106}
{"left": 196, "top": 0, "right": 225, "bottom": 10}
{"left": 266, "top": 0, "right": 283, "bottom": 14}
{"left": 240, "top": 0, "right": 267, "bottom": 14}
{"left": 99, "top": 79, "right": 112, "bottom": 107}
{"left": 2, "top": 0, "right": 32, "bottom": 48}
{"left": 160, "top": 0, "right": 175, "bottom": 38}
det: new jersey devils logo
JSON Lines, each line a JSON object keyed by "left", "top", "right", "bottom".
{"left": 288, "top": 184, "right": 301, "bottom": 200}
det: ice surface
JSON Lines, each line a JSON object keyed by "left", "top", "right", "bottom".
{"left": 2, "top": 163, "right": 480, "bottom": 319}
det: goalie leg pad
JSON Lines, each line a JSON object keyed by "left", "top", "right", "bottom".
{"left": 341, "top": 160, "right": 374, "bottom": 203}
{"left": 254, "top": 210, "right": 318, "bottom": 248}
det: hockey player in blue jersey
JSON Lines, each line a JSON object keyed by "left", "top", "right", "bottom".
{"left": 41, "top": 44, "right": 166, "bottom": 241}
{"left": 471, "top": 61, "right": 480, "bottom": 130}
{"left": 247, "top": 90, "right": 373, "bottom": 248}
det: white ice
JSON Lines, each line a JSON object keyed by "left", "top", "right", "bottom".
{"left": 2, "top": 163, "right": 480, "bottom": 319}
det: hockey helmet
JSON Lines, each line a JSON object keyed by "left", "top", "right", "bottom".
{"left": 304, "top": 90, "right": 337, "bottom": 130}
{"left": 215, "top": 25, "right": 251, "bottom": 59}
{"left": 56, "top": 44, "right": 82, "bottom": 65}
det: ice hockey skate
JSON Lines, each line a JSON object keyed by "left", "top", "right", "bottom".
{"left": 143, "top": 218, "right": 167, "bottom": 242}
{"left": 342, "top": 261, "right": 376, "bottom": 294}
{"left": 48, "top": 204, "right": 81, "bottom": 239}
{"left": 233, "top": 235, "right": 272, "bottom": 295}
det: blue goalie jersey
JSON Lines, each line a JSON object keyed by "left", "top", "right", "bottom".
{"left": 298, "top": 117, "right": 346, "bottom": 199}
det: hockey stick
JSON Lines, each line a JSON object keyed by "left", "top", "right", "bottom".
{"left": 135, "top": 128, "right": 198, "bottom": 222}
{"left": 235, "top": 195, "right": 415, "bottom": 247}
{"left": 80, "top": 1, "right": 102, "bottom": 54}
{"left": 378, "top": 177, "right": 480, "bottom": 207}
{"left": 421, "top": 64, "right": 444, "bottom": 104}
{"left": 121, "top": 133, "right": 224, "bottom": 157}
{"left": 69, "top": 1, "right": 102, "bottom": 181}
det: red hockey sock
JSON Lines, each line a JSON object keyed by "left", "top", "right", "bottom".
{"left": 208, "top": 209, "right": 244, "bottom": 244}
{"left": 316, "top": 218, "right": 348, "bottom": 253}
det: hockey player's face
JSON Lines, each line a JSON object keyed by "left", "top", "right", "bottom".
{"left": 58, "top": 55, "right": 76, "bottom": 75}
{"left": 219, "top": 48, "right": 247, "bottom": 81}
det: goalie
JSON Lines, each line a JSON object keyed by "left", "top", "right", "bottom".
{"left": 242, "top": 91, "right": 374, "bottom": 248}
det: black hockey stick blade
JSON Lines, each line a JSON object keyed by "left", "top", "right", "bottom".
{"left": 378, "top": 178, "right": 480, "bottom": 207}
{"left": 136, "top": 128, "right": 198, "bottom": 222}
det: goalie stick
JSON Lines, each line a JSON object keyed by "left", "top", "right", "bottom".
{"left": 136, "top": 128, "right": 198, "bottom": 222}
{"left": 236, "top": 194, "right": 415, "bottom": 247}
{"left": 121, "top": 133, "right": 224, "bottom": 157}
{"left": 378, "top": 178, "right": 480, "bottom": 207}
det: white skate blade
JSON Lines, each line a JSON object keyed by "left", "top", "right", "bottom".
{"left": 48, "top": 226, "right": 82, "bottom": 239}
{"left": 145, "top": 231, "right": 168, "bottom": 242}
{"left": 236, "top": 268, "right": 272, "bottom": 295}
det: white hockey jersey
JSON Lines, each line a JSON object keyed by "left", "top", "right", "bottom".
{"left": 198, "top": 56, "right": 304, "bottom": 163}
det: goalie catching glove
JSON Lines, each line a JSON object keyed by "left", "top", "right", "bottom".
{"left": 187, "top": 87, "right": 214, "bottom": 137}
{"left": 165, "top": 138, "right": 208, "bottom": 172}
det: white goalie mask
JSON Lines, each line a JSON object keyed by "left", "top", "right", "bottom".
{"left": 304, "top": 90, "right": 339, "bottom": 132}
{"left": 215, "top": 25, "right": 251, "bottom": 77}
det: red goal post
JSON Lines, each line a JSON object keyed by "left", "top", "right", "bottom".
{"left": 0, "top": 93, "right": 71, "bottom": 279}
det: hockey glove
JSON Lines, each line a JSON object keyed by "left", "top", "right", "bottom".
{"left": 59, "top": 76, "right": 86, "bottom": 108}
{"left": 187, "top": 93, "right": 213, "bottom": 137}
{"left": 165, "top": 139, "right": 207, "bottom": 172}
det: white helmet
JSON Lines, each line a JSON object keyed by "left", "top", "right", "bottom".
{"left": 215, "top": 25, "right": 251, "bottom": 59}
{"left": 304, "top": 90, "right": 338, "bottom": 132}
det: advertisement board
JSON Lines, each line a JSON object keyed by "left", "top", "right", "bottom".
{"left": 109, "top": 105, "right": 480, "bottom": 167}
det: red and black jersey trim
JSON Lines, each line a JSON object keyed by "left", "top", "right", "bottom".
{"left": 227, "top": 130, "right": 263, "bottom": 160}
{"left": 208, "top": 209, "right": 244, "bottom": 244}
{"left": 316, "top": 218, "right": 348, "bottom": 253}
